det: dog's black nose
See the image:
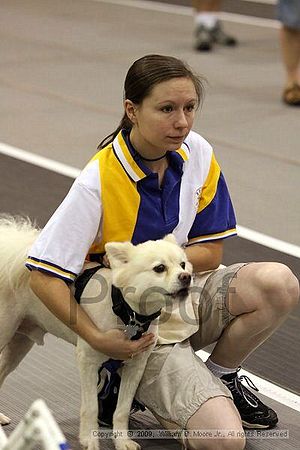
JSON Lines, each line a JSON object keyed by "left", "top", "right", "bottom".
{"left": 178, "top": 272, "right": 191, "bottom": 287}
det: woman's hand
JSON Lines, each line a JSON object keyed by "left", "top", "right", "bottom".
{"left": 94, "top": 329, "right": 156, "bottom": 360}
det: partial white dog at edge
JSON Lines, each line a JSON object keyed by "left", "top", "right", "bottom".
{"left": 0, "top": 215, "right": 193, "bottom": 450}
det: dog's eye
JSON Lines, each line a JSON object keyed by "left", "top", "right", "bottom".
{"left": 153, "top": 264, "right": 166, "bottom": 273}
{"left": 180, "top": 262, "right": 186, "bottom": 269}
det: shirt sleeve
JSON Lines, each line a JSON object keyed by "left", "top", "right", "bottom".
{"left": 187, "top": 152, "right": 237, "bottom": 245}
{"left": 25, "top": 159, "right": 101, "bottom": 283}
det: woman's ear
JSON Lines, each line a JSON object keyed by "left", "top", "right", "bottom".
{"left": 124, "top": 99, "right": 137, "bottom": 124}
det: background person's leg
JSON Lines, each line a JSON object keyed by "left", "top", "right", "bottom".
{"left": 277, "top": 0, "right": 300, "bottom": 105}
{"left": 280, "top": 26, "right": 300, "bottom": 105}
{"left": 192, "top": 0, "right": 237, "bottom": 51}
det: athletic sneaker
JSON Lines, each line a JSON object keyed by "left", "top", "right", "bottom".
{"left": 195, "top": 25, "right": 214, "bottom": 51}
{"left": 211, "top": 21, "right": 237, "bottom": 46}
{"left": 221, "top": 369, "right": 278, "bottom": 429}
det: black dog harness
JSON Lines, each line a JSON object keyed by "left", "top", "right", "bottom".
{"left": 111, "top": 285, "right": 161, "bottom": 340}
{"left": 74, "top": 265, "right": 161, "bottom": 338}
{"left": 74, "top": 264, "right": 103, "bottom": 303}
{"left": 74, "top": 265, "right": 162, "bottom": 417}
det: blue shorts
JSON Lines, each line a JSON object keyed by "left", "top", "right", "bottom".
{"left": 278, "top": 0, "right": 300, "bottom": 30}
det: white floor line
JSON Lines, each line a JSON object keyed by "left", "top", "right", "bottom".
{"left": 93, "top": 0, "right": 280, "bottom": 28}
{"left": 197, "top": 350, "right": 300, "bottom": 413}
{"left": 237, "top": 225, "right": 300, "bottom": 259}
{"left": 0, "top": 142, "right": 80, "bottom": 179}
{"left": 1, "top": 140, "right": 300, "bottom": 410}
{"left": 241, "top": 0, "right": 275, "bottom": 4}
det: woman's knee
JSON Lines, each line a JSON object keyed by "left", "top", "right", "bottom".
{"left": 187, "top": 397, "right": 245, "bottom": 450}
{"left": 214, "top": 436, "right": 246, "bottom": 450}
{"left": 250, "top": 262, "right": 299, "bottom": 313}
{"left": 187, "top": 434, "right": 246, "bottom": 450}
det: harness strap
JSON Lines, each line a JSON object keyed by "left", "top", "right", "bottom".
{"left": 111, "top": 285, "right": 161, "bottom": 340}
{"left": 74, "top": 264, "right": 104, "bottom": 303}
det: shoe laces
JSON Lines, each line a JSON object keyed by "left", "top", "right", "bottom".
{"left": 228, "top": 368, "right": 260, "bottom": 408}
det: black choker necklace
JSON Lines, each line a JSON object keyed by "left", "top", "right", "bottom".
{"left": 139, "top": 152, "right": 167, "bottom": 162}
{"left": 127, "top": 133, "right": 167, "bottom": 163}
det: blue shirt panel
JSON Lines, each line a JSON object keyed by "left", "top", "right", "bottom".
{"left": 188, "top": 172, "right": 236, "bottom": 241}
{"left": 132, "top": 164, "right": 182, "bottom": 244}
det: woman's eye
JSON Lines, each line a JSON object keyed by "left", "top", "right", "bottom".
{"left": 153, "top": 264, "right": 166, "bottom": 273}
{"left": 186, "top": 104, "right": 195, "bottom": 112}
{"left": 161, "top": 106, "right": 173, "bottom": 113}
{"left": 180, "top": 262, "right": 186, "bottom": 269}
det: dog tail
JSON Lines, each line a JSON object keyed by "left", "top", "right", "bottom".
{"left": 0, "top": 214, "right": 40, "bottom": 291}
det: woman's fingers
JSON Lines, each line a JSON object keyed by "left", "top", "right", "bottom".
{"left": 98, "top": 329, "right": 155, "bottom": 360}
{"left": 132, "top": 333, "right": 156, "bottom": 353}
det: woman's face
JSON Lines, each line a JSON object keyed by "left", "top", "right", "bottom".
{"left": 126, "top": 77, "right": 198, "bottom": 157}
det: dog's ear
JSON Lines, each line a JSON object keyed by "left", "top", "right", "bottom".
{"left": 104, "top": 241, "right": 133, "bottom": 268}
{"left": 163, "top": 234, "right": 177, "bottom": 245}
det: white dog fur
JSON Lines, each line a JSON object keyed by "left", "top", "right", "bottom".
{"left": 0, "top": 216, "right": 193, "bottom": 450}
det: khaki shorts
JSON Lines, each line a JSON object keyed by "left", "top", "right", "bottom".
{"left": 135, "top": 263, "right": 247, "bottom": 428}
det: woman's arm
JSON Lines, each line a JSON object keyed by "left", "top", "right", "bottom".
{"left": 30, "top": 270, "right": 155, "bottom": 360}
{"left": 184, "top": 240, "right": 223, "bottom": 273}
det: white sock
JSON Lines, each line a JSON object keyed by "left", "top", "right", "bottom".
{"left": 205, "top": 357, "right": 237, "bottom": 378}
{"left": 195, "top": 13, "right": 218, "bottom": 30}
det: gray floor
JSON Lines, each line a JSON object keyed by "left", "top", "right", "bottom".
{"left": 0, "top": 0, "right": 299, "bottom": 448}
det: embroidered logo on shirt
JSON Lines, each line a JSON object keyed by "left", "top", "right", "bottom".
{"left": 194, "top": 187, "right": 202, "bottom": 208}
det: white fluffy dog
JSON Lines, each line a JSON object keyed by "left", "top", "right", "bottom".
{"left": 0, "top": 216, "right": 193, "bottom": 450}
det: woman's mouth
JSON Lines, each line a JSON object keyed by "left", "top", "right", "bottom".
{"left": 168, "top": 136, "right": 185, "bottom": 141}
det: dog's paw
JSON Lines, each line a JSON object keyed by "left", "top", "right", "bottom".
{"left": 0, "top": 413, "right": 11, "bottom": 425}
{"left": 114, "top": 439, "right": 141, "bottom": 450}
{"left": 87, "top": 441, "right": 100, "bottom": 450}
{"left": 80, "top": 438, "right": 99, "bottom": 450}
{"left": 80, "top": 437, "right": 99, "bottom": 450}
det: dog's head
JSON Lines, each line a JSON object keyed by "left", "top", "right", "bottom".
{"left": 104, "top": 235, "right": 193, "bottom": 315}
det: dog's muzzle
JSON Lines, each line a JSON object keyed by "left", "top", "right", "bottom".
{"left": 167, "top": 272, "right": 192, "bottom": 299}
{"left": 178, "top": 272, "right": 192, "bottom": 287}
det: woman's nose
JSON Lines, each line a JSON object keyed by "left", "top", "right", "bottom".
{"left": 174, "top": 110, "right": 188, "bottom": 128}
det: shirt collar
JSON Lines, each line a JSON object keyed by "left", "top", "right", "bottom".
{"left": 112, "top": 129, "right": 190, "bottom": 182}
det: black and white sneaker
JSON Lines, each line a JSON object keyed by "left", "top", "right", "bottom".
{"left": 211, "top": 21, "right": 237, "bottom": 46}
{"left": 195, "top": 25, "right": 214, "bottom": 51}
{"left": 221, "top": 369, "right": 278, "bottom": 429}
